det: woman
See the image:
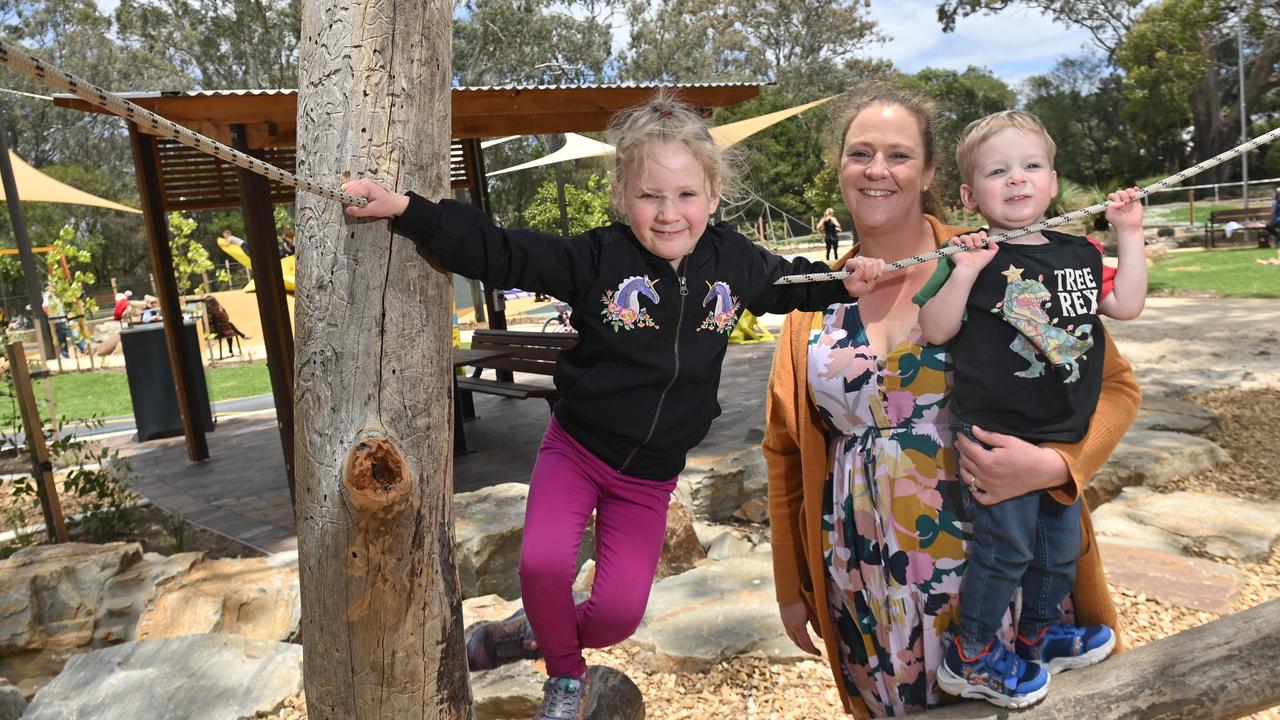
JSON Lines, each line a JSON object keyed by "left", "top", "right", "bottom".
{"left": 817, "top": 207, "right": 844, "bottom": 260}
{"left": 764, "top": 88, "right": 1139, "bottom": 717}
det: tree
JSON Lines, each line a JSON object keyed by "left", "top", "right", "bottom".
{"left": 452, "top": 0, "right": 618, "bottom": 86}
{"left": 524, "top": 174, "right": 613, "bottom": 235}
{"left": 933, "top": 0, "right": 1145, "bottom": 56}
{"left": 46, "top": 224, "right": 97, "bottom": 318}
{"left": 166, "top": 212, "right": 227, "bottom": 295}
{"left": 296, "top": 0, "right": 469, "bottom": 716}
{"left": 1116, "top": 0, "right": 1280, "bottom": 182}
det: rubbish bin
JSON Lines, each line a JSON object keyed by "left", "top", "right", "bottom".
{"left": 120, "top": 320, "right": 214, "bottom": 441}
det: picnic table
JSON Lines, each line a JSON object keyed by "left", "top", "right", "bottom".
{"left": 452, "top": 347, "right": 512, "bottom": 454}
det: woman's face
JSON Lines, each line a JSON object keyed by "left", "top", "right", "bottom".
{"left": 839, "top": 103, "right": 935, "bottom": 233}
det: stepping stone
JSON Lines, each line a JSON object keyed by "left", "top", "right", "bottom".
{"left": 1090, "top": 430, "right": 1228, "bottom": 507}
{"left": 1100, "top": 539, "right": 1242, "bottom": 613}
{"left": 472, "top": 664, "right": 642, "bottom": 720}
{"left": 623, "top": 556, "right": 808, "bottom": 672}
{"left": 1093, "top": 487, "right": 1280, "bottom": 562}
{"left": 21, "top": 635, "right": 302, "bottom": 720}
{"left": 1133, "top": 396, "right": 1218, "bottom": 435}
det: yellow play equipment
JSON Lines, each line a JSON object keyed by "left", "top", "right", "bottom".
{"left": 728, "top": 310, "right": 774, "bottom": 345}
{"left": 217, "top": 237, "right": 296, "bottom": 294}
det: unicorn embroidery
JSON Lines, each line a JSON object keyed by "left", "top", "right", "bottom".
{"left": 698, "top": 280, "right": 740, "bottom": 334}
{"left": 600, "top": 275, "right": 661, "bottom": 331}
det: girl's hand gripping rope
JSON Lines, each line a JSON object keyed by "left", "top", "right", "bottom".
{"left": 842, "top": 255, "right": 886, "bottom": 297}
{"left": 342, "top": 179, "right": 410, "bottom": 219}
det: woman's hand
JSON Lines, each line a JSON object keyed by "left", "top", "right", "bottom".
{"left": 948, "top": 231, "right": 997, "bottom": 271}
{"left": 778, "top": 601, "right": 823, "bottom": 656}
{"left": 342, "top": 179, "right": 411, "bottom": 218}
{"left": 842, "top": 255, "right": 885, "bottom": 297}
{"left": 956, "top": 425, "right": 1071, "bottom": 505}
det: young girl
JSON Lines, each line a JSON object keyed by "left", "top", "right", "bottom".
{"left": 343, "top": 94, "right": 876, "bottom": 720}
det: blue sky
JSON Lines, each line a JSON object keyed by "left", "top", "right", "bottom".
{"left": 94, "top": 0, "right": 1096, "bottom": 88}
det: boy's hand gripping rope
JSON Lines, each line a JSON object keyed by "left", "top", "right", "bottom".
{"left": 0, "top": 38, "right": 368, "bottom": 208}
{"left": 773, "top": 124, "right": 1280, "bottom": 285}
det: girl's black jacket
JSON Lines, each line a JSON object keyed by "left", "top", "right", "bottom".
{"left": 394, "top": 193, "right": 849, "bottom": 480}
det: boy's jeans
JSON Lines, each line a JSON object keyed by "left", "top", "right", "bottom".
{"left": 958, "top": 472, "right": 1082, "bottom": 649}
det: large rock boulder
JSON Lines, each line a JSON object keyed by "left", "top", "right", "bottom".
{"left": 654, "top": 498, "right": 705, "bottom": 580}
{"left": 135, "top": 552, "right": 300, "bottom": 643}
{"left": 454, "top": 483, "right": 539, "bottom": 600}
{"left": 1089, "top": 429, "right": 1228, "bottom": 507}
{"left": 1132, "top": 396, "right": 1218, "bottom": 435}
{"left": 676, "top": 448, "right": 767, "bottom": 521}
{"left": 0, "top": 542, "right": 143, "bottom": 654}
{"left": 623, "top": 556, "right": 808, "bottom": 673}
{"left": 1099, "top": 540, "right": 1242, "bottom": 613}
{"left": 0, "top": 683, "right": 24, "bottom": 720}
{"left": 471, "top": 665, "right": 643, "bottom": 720}
{"left": 1093, "top": 487, "right": 1280, "bottom": 562}
{"left": 94, "top": 551, "right": 203, "bottom": 646}
{"left": 21, "top": 635, "right": 302, "bottom": 720}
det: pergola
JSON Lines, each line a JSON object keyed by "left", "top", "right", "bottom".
{"left": 52, "top": 83, "right": 761, "bottom": 498}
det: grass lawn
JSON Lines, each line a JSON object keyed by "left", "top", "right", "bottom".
{"left": 2, "top": 361, "right": 273, "bottom": 427}
{"left": 1149, "top": 247, "right": 1280, "bottom": 299}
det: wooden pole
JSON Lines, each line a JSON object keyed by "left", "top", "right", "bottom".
{"left": 128, "top": 125, "right": 209, "bottom": 461}
{"left": 6, "top": 341, "right": 67, "bottom": 542}
{"left": 231, "top": 123, "right": 297, "bottom": 505}
{"left": 1188, "top": 189, "right": 1196, "bottom": 226}
{"left": 296, "top": 0, "right": 470, "bottom": 717}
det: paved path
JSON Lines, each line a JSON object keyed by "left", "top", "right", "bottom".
{"left": 113, "top": 297, "right": 1280, "bottom": 555}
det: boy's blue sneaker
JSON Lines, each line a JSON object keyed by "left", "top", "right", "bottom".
{"left": 1016, "top": 623, "right": 1116, "bottom": 674}
{"left": 937, "top": 637, "right": 1049, "bottom": 709}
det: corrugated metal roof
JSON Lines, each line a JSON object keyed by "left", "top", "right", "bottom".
{"left": 51, "top": 81, "right": 767, "bottom": 100}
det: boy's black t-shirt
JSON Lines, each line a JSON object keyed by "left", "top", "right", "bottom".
{"left": 914, "top": 231, "right": 1106, "bottom": 443}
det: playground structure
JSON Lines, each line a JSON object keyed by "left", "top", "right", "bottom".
{"left": 216, "top": 236, "right": 297, "bottom": 294}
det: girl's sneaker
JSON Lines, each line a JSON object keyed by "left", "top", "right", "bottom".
{"left": 937, "top": 637, "right": 1049, "bottom": 709}
{"left": 465, "top": 609, "right": 540, "bottom": 671}
{"left": 1016, "top": 623, "right": 1116, "bottom": 674}
{"left": 534, "top": 675, "right": 589, "bottom": 720}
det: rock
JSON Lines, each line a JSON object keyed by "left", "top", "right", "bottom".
{"left": 454, "top": 483, "right": 553, "bottom": 600}
{"left": 0, "top": 683, "right": 24, "bottom": 720}
{"left": 706, "top": 532, "right": 753, "bottom": 561}
{"left": 21, "top": 635, "right": 302, "bottom": 720}
{"left": 1133, "top": 397, "right": 1218, "bottom": 435}
{"left": 655, "top": 498, "right": 704, "bottom": 580}
{"left": 1093, "top": 487, "right": 1280, "bottom": 562}
{"left": 472, "top": 664, "right": 643, "bottom": 720}
{"left": 691, "top": 521, "right": 720, "bottom": 550}
{"left": 1099, "top": 540, "right": 1242, "bottom": 613}
{"left": 676, "top": 448, "right": 767, "bottom": 521}
{"left": 135, "top": 552, "right": 301, "bottom": 643}
{"left": 731, "top": 497, "right": 770, "bottom": 524}
{"left": 574, "top": 560, "right": 597, "bottom": 593}
{"left": 751, "top": 543, "right": 773, "bottom": 556}
{"left": 462, "top": 594, "right": 523, "bottom": 630}
{"left": 1089, "top": 429, "right": 1228, "bottom": 507}
{"left": 1138, "top": 368, "right": 1252, "bottom": 397}
{"left": 624, "top": 556, "right": 807, "bottom": 672}
{"left": 94, "top": 551, "right": 202, "bottom": 646}
{"left": 0, "top": 542, "right": 143, "bottom": 654}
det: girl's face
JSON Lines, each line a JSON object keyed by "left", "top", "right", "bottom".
{"left": 616, "top": 141, "right": 721, "bottom": 265}
{"left": 839, "top": 103, "right": 935, "bottom": 232}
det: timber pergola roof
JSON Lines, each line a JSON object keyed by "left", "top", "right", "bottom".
{"left": 52, "top": 83, "right": 762, "bottom": 211}
{"left": 49, "top": 81, "right": 763, "bottom": 494}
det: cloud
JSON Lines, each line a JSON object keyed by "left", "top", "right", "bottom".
{"left": 863, "top": 0, "right": 1097, "bottom": 85}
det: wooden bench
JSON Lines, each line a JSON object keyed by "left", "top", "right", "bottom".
{"left": 457, "top": 329, "right": 577, "bottom": 411}
{"left": 1205, "top": 206, "right": 1273, "bottom": 247}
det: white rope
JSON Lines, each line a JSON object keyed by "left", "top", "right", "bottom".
{"left": 773, "top": 125, "right": 1280, "bottom": 285}
{"left": 0, "top": 38, "right": 368, "bottom": 207}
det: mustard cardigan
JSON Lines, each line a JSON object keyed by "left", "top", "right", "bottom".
{"left": 763, "top": 216, "right": 1140, "bottom": 717}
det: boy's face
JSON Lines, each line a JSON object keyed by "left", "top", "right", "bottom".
{"left": 960, "top": 127, "right": 1058, "bottom": 232}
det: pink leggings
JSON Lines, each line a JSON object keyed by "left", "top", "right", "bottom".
{"left": 519, "top": 417, "right": 677, "bottom": 678}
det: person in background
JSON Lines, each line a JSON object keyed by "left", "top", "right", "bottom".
{"left": 221, "top": 229, "right": 246, "bottom": 248}
{"left": 113, "top": 290, "right": 134, "bottom": 322}
{"left": 279, "top": 229, "right": 297, "bottom": 257}
{"left": 816, "top": 207, "right": 843, "bottom": 260}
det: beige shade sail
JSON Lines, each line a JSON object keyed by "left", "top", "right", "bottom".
{"left": 488, "top": 96, "right": 834, "bottom": 176}
{"left": 0, "top": 151, "right": 141, "bottom": 213}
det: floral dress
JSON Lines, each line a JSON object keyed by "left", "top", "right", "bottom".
{"left": 808, "top": 302, "right": 1032, "bottom": 716}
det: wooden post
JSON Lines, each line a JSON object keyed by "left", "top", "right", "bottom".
{"left": 129, "top": 125, "right": 209, "bottom": 461}
{"left": 1188, "top": 189, "right": 1196, "bottom": 226}
{"left": 296, "top": 0, "right": 470, "bottom": 717}
{"left": 6, "top": 341, "right": 67, "bottom": 542}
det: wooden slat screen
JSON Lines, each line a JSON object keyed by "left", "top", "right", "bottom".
{"left": 156, "top": 138, "right": 298, "bottom": 211}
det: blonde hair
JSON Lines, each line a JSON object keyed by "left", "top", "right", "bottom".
{"left": 831, "top": 85, "right": 942, "bottom": 216}
{"left": 607, "top": 90, "right": 734, "bottom": 212}
{"left": 955, "top": 110, "right": 1057, "bottom": 186}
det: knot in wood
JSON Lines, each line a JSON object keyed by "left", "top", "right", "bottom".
{"left": 343, "top": 432, "right": 410, "bottom": 511}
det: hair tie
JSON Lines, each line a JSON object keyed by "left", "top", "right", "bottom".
{"left": 658, "top": 109, "right": 673, "bottom": 119}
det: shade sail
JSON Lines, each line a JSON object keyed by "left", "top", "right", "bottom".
{"left": 488, "top": 133, "right": 615, "bottom": 177}
{"left": 0, "top": 152, "right": 141, "bottom": 213}
{"left": 708, "top": 96, "right": 832, "bottom": 147}
{"left": 487, "top": 96, "right": 834, "bottom": 176}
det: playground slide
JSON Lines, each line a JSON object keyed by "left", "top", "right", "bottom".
{"left": 217, "top": 238, "right": 296, "bottom": 293}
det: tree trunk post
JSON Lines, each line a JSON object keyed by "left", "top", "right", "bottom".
{"left": 295, "top": 1, "right": 470, "bottom": 718}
